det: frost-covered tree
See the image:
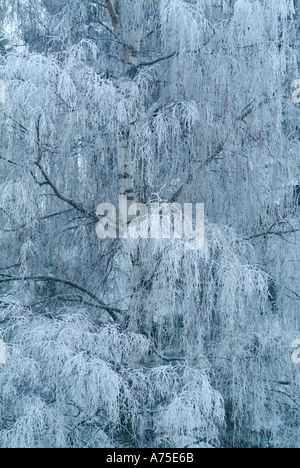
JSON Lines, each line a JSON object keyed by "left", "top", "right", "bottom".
{"left": 0, "top": 0, "right": 300, "bottom": 448}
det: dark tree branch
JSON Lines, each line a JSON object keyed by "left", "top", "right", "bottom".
{"left": 90, "top": 20, "right": 131, "bottom": 49}
{"left": 40, "top": 209, "right": 75, "bottom": 221}
{"left": 90, "top": 19, "right": 116, "bottom": 39}
{"left": 169, "top": 101, "right": 258, "bottom": 203}
{"left": 35, "top": 117, "right": 100, "bottom": 224}
{"left": 136, "top": 52, "right": 177, "bottom": 69}
{"left": 90, "top": 0, "right": 108, "bottom": 9}
{"left": 0, "top": 263, "right": 21, "bottom": 271}
{"left": 245, "top": 228, "right": 300, "bottom": 241}
{"left": 0, "top": 156, "right": 19, "bottom": 166}
{"left": 1, "top": 111, "right": 100, "bottom": 226}
{"left": 0, "top": 110, "right": 29, "bottom": 135}
{"left": 35, "top": 162, "right": 100, "bottom": 223}
{"left": 0, "top": 275, "right": 122, "bottom": 321}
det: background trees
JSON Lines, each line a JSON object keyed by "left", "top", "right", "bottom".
{"left": 0, "top": 0, "right": 300, "bottom": 448}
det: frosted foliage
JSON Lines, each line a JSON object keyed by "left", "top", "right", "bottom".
{"left": 0, "top": 396, "right": 67, "bottom": 449}
{"left": 158, "top": 368, "right": 225, "bottom": 448}
{"left": 161, "top": 0, "right": 211, "bottom": 51}
{"left": 0, "top": 0, "right": 300, "bottom": 449}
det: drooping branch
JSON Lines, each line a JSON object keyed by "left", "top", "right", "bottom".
{"left": 0, "top": 276, "right": 122, "bottom": 321}
{"left": 1, "top": 110, "right": 101, "bottom": 226}
{"left": 33, "top": 115, "right": 100, "bottom": 223}
{"left": 35, "top": 162, "right": 100, "bottom": 223}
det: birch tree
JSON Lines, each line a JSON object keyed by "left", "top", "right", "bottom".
{"left": 0, "top": 0, "right": 300, "bottom": 448}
